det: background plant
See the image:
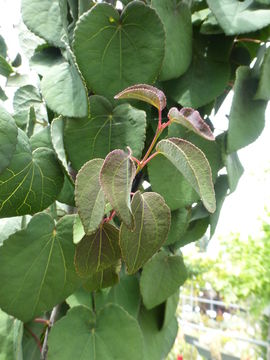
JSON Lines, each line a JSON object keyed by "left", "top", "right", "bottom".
{"left": 0, "top": 0, "right": 270, "bottom": 359}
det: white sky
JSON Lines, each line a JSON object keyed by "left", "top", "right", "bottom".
{"left": 1, "top": 0, "right": 269, "bottom": 250}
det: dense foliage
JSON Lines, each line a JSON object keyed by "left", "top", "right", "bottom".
{"left": 0, "top": 0, "right": 270, "bottom": 358}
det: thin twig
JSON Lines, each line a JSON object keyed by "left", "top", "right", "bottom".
{"left": 24, "top": 324, "right": 42, "bottom": 352}
{"left": 41, "top": 305, "right": 60, "bottom": 359}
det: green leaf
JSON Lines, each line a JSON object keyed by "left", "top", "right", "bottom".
{"left": 75, "top": 159, "right": 106, "bottom": 236}
{"left": 156, "top": 138, "right": 216, "bottom": 213}
{"left": 206, "top": 0, "right": 270, "bottom": 35}
{"left": 22, "top": 321, "right": 43, "bottom": 360}
{"left": 0, "top": 56, "right": 13, "bottom": 77}
{"left": 140, "top": 251, "right": 187, "bottom": 309}
{"left": 0, "top": 217, "right": 24, "bottom": 245}
{"left": 138, "top": 305, "right": 178, "bottom": 360}
{"left": 11, "top": 53, "right": 22, "bottom": 68}
{"left": 210, "top": 175, "right": 229, "bottom": 238}
{"left": 171, "top": 217, "right": 209, "bottom": 249}
{"left": 75, "top": 222, "right": 121, "bottom": 277}
{"left": 26, "top": 107, "right": 36, "bottom": 138}
{"left": 57, "top": 175, "right": 75, "bottom": 206}
{"left": 227, "top": 66, "right": 267, "bottom": 153}
{"left": 148, "top": 155, "right": 199, "bottom": 210}
{"left": 41, "top": 62, "right": 88, "bottom": 118}
{"left": 255, "top": 47, "right": 270, "bottom": 100}
{"left": 151, "top": 0, "right": 192, "bottom": 81}
{"left": 115, "top": 84, "right": 166, "bottom": 111}
{"left": 47, "top": 305, "right": 144, "bottom": 360}
{"left": 0, "top": 309, "right": 23, "bottom": 360}
{"left": 83, "top": 261, "right": 121, "bottom": 291}
{"left": 13, "top": 85, "right": 45, "bottom": 123}
{"left": 0, "top": 35, "right": 7, "bottom": 58}
{"left": 163, "top": 290, "right": 179, "bottom": 329}
{"left": 73, "top": 2, "right": 165, "bottom": 101}
{"left": 64, "top": 95, "right": 146, "bottom": 171}
{"left": 66, "top": 287, "right": 91, "bottom": 309}
{"left": 0, "top": 86, "right": 7, "bottom": 101}
{"left": 0, "top": 129, "right": 64, "bottom": 218}
{"left": 30, "top": 46, "right": 65, "bottom": 76}
{"left": 21, "top": 0, "right": 65, "bottom": 47}
{"left": 51, "top": 117, "right": 71, "bottom": 179}
{"left": 120, "top": 191, "right": 171, "bottom": 274}
{"left": 0, "top": 214, "right": 82, "bottom": 322}
{"left": 0, "top": 106, "right": 18, "bottom": 175}
{"left": 163, "top": 33, "right": 231, "bottom": 108}
{"left": 165, "top": 208, "right": 190, "bottom": 246}
{"left": 106, "top": 274, "right": 141, "bottom": 318}
{"left": 73, "top": 215, "right": 85, "bottom": 245}
{"left": 223, "top": 150, "right": 244, "bottom": 193}
{"left": 168, "top": 107, "right": 215, "bottom": 141}
{"left": 100, "top": 149, "right": 135, "bottom": 229}
{"left": 30, "top": 127, "right": 53, "bottom": 151}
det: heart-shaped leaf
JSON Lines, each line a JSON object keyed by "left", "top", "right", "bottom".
{"left": 47, "top": 305, "right": 144, "bottom": 360}
{"left": 120, "top": 191, "right": 171, "bottom": 274}
{"left": 140, "top": 251, "right": 187, "bottom": 309}
{"left": 75, "top": 222, "right": 121, "bottom": 278}
{"left": 156, "top": 138, "right": 216, "bottom": 213}
{"left": 0, "top": 129, "right": 64, "bottom": 218}
{"left": 168, "top": 107, "right": 214, "bottom": 141}
{"left": 64, "top": 95, "right": 146, "bottom": 171}
{"left": 41, "top": 61, "right": 88, "bottom": 118}
{"left": 100, "top": 149, "right": 135, "bottom": 229}
{"left": 0, "top": 214, "right": 82, "bottom": 322}
{"left": 0, "top": 106, "right": 18, "bottom": 174}
{"left": 115, "top": 84, "right": 166, "bottom": 111}
{"left": 73, "top": 2, "right": 165, "bottom": 100}
{"left": 75, "top": 159, "right": 106, "bottom": 236}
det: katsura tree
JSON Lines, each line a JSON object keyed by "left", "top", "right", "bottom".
{"left": 0, "top": 0, "right": 269, "bottom": 359}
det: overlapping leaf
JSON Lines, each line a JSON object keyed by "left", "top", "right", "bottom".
{"left": 73, "top": 2, "right": 165, "bottom": 100}
{"left": 21, "top": 0, "right": 65, "bottom": 47}
{"left": 100, "top": 149, "right": 135, "bottom": 229}
{"left": 156, "top": 138, "right": 216, "bottom": 213}
{"left": 120, "top": 191, "right": 171, "bottom": 274}
{"left": 83, "top": 261, "right": 121, "bottom": 292}
{"left": 152, "top": 0, "right": 192, "bottom": 81}
{"left": 140, "top": 251, "right": 187, "bottom": 309}
{"left": 0, "top": 129, "right": 64, "bottom": 218}
{"left": 75, "top": 222, "right": 121, "bottom": 278}
{"left": 115, "top": 84, "right": 166, "bottom": 111}
{"left": 47, "top": 305, "right": 144, "bottom": 360}
{"left": 64, "top": 95, "right": 146, "bottom": 171}
{"left": 0, "top": 214, "right": 82, "bottom": 322}
{"left": 207, "top": 0, "right": 270, "bottom": 35}
{"left": 41, "top": 62, "right": 88, "bottom": 118}
{"left": 0, "top": 106, "right": 18, "bottom": 174}
{"left": 75, "top": 159, "right": 106, "bottom": 236}
{"left": 227, "top": 66, "right": 267, "bottom": 153}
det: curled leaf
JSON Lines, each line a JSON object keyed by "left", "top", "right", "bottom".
{"left": 168, "top": 107, "right": 214, "bottom": 141}
{"left": 115, "top": 84, "right": 166, "bottom": 111}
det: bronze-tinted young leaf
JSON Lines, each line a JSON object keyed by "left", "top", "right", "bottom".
{"left": 168, "top": 107, "right": 215, "bottom": 141}
{"left": 120, "top": 191, "right": 171, "bottom": 274}
{"left": 115, "top": 84, "right": 166, "bottom": 111}
{"left": 100, "top": 149, "right": 135, "bottom": 229}
{"left": 156, "top": 138, "right": 216, "bottom": 213}
{"left": 75, "top": 159, "right": 106, "bottom": 236}
{"left": 75, "top": 222, "right": 121, "bottom": 278}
